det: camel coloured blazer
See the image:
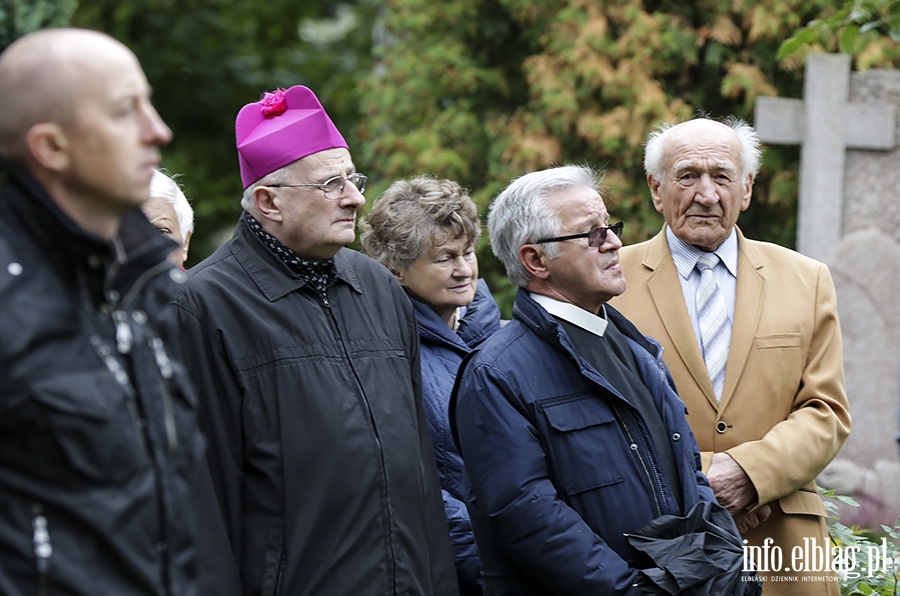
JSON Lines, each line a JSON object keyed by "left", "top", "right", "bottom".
{"left": 610, "top": 227, "right": 851, "bottom": 517}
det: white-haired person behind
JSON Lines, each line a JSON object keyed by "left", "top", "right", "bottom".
{"left": 143, "top": 169, "right": 194, "bottom": 267}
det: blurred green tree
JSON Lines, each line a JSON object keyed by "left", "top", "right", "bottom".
{"left": 358, "top": 0, "right": 900, "bottom": 313}
{"left": 0, "top": 0, "right": 77, "bottom": 49}
{"left": 72, "top": 0, "right": 377, "bottom": 265}
{"left": 58, "top": 0, "right": 900, "bottom": 308}
{"left": 780, "top": 0, "right": 900, "bottom": 60}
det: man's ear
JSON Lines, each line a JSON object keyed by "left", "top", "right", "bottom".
{"left": 648, "top": 174, "right": 665, "bottom": 214}
{"left": 26, "top": 123, "right": 69, "bottom": 171}
{"left": 181, "top": 230, "right": 193, "bottom": 265}
{"left": 740, "top": 173, "right": 754, "bottom": 211}
{"left": 519, "top": 244, "right": 550, "bottom": 280}
{"left": 254, "top": 186, "right": 283, "bottom": 223}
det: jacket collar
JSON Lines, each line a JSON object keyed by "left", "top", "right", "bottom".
{"left": 641, "top": 226, "right": 765, "bottom": 407}
{"left": 513, "top": 289, "right": 663, "bottom": 361}
{"left": 1, "top": 160, "right": 177, "bottom": 286}
{"left": 413, "top": 279, "right": 501, "bottom": 352}
{"left": 641, "top": 225, "right": 758, "bottom": 272}
{"left": 2, "top": 159, "right": 116, "bottom": 262}
{"left": 512, "top": 289, "right": 667, "bottom": 412}
{"left": 229, "top": 213, "right": 364, "bottom": 302}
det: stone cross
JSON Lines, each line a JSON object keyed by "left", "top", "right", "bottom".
{"left": 754, "top": 53, "right": 896, "bottom": 262}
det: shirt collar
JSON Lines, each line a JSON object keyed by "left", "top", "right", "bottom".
{"left": 666, "top": 226, "right": 738, "bottom": 279}
{"left": 529, "top": 293, "right": 608, "bottom": 337}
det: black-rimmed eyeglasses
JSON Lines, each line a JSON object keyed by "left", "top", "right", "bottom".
{"left": 268, "top": 173, "right": 367, "bottom": 200}
{"left": 534, "top": 222, "right": 624, "bottom": 248}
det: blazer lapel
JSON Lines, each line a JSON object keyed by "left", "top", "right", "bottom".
{"left": 720, "top": 228, "right": 764, "bottom": 408}
{"left": 643, "top": 232, "right": 719, "bottom": 407}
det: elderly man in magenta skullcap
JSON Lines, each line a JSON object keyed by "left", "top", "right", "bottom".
{"left": 167, "top": 86, "right": 458, "bottom": 595}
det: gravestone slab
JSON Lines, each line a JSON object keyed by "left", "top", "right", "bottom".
{"left": 754, "top": 56, "right": 900, "bottom": 528}
{"left": 826, "top": 229, "right": 900, "bottom": 468}
{"left": 820, "top": 228, "right": 900, "bottom": 527}
{"left": 844, "top": 68, "right": 900, "bottom": 244}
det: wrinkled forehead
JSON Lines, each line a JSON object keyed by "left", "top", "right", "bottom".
{"left": 293, "top": 147, "right": 353, "bottom": 178}
{"left": 547, "top": 185, "right": 608, "bottom": 223}
{"left": 142, "top": 197, "right": 180, "bottom": 224}
{"left": 665, "top": 124, "right": 742, "bottom": 172}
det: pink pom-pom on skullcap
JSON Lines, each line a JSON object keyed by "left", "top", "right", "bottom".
{"left": 259, "top": 88, "right": 288, "bottom": 118}
{"left": 235, "top": 85, "right": 348, "bottom": 188}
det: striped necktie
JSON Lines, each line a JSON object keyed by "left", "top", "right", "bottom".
{"left": 695, "top": 253, "right": 729, "bottom": 401}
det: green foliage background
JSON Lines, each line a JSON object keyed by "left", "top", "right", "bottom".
{"left": 5, "top": 0, "right": 900, "bottom": 312}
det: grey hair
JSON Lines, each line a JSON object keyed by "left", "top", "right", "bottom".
{"left": 240, "top": 164, "right": 294, "bottom": 210}
{"left": 644, "top": 116, "right": 762, "bottom": 184}
{"left": 488, "top": 165, "right": 603, "bottom": 288}
{"left": 150, "top": 169, "right": 194, "bottom": 241}
{"left": 359, "top": 175, "right": 480, "bottom": 271}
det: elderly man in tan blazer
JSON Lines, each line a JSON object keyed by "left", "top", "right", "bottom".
{"left": 610, "top": 117, "right": 851, "bottom": 594}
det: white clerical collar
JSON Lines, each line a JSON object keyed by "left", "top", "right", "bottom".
{"left": 529, "top": 293, "right": 608, "bottom": 337}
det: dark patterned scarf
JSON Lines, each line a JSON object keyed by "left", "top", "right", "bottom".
{"left": 243, "top": 211, "right": 335, "bottom": 298}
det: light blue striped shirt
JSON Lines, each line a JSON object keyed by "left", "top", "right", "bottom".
{"left": 665, "top": 226, "right": 738, "bottom": 352}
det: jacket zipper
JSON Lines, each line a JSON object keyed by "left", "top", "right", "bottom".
{"left": 146, "top": 329, "right": 178, "bottom": 454}
{"left": 108, "top": 259, "right": 171, "bottom": 355}
{"left": 89, "top": 336, "right": 149, "bottom": 459}
{"left": 320, "top": 289, "right": 398, "bottom": 592}
{"left": 611, "top": 405, "right": 664, "bottom": 517}
{"left": 111, "top": 261, "right": 180, "bottom": 594}
{"left": 653, "top": 357, "right": 672, "bottom": 438}
{"left": 32, "top": 503, "right": 52, "bottom": 596}
{"left": 85, "top": 236, "right": 179, "bottom": 595}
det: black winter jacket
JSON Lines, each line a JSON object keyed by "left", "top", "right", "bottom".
{"left": 0, "top": 164, "right": 208, "bottom": 595}
{"left": 170, "top": 216, "right": 458, "bottom": 596}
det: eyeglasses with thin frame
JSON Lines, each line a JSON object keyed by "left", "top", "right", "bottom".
{"left": 267, "top": 173, "right": 367, "bottom": 200}
{"left": 534, "top": 221, "right": 624, "bottom": 248}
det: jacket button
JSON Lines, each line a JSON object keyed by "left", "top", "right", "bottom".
{"left": 672, "top": 432, "right": 681, "bottom": 442}
{"left": 170, "top": 269, "right": 187, "bottom": 284}
{"left": 716, "top": 421, "right": 728, "bottom": 434}
{"left": 7, "top": 262, "right": 22, "bottom": 276}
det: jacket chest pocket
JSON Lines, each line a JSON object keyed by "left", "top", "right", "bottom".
{"left": 29, "top": 370, "right": 150, "bottom": 484}
{"left": 751, "top": 333, "right": 803, "bottom": 415}
{"left": 539, "top": 397, "right": 626, "bottom": 496}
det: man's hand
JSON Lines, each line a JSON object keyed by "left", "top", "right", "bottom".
{"left": 707, "top": 452, "right": 757, "bottom": 514}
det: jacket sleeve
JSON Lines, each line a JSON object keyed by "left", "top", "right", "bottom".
{"left": 404, "top": 299, "right": 460, "bottom": 595}
{"left": 454, "top": 362, "right": 644, "bottom": 596}
{"left": 661, "top": 361, "right": 717, "bottom": 505}
{"left": 442, "top": 488, "right": 482, "bottom": 593}
{"left": 166, "top": 295, "right": 244, "bottom": 593}
{"left": 726, "top": 263, "right": 852, "bottom": 506}
{"left": 687, "top": 421, "right": 718, "bottom": 504}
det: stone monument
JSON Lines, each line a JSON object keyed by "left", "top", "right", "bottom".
{"left": 755, "top": 54, "right": 900, "bottom": 529}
